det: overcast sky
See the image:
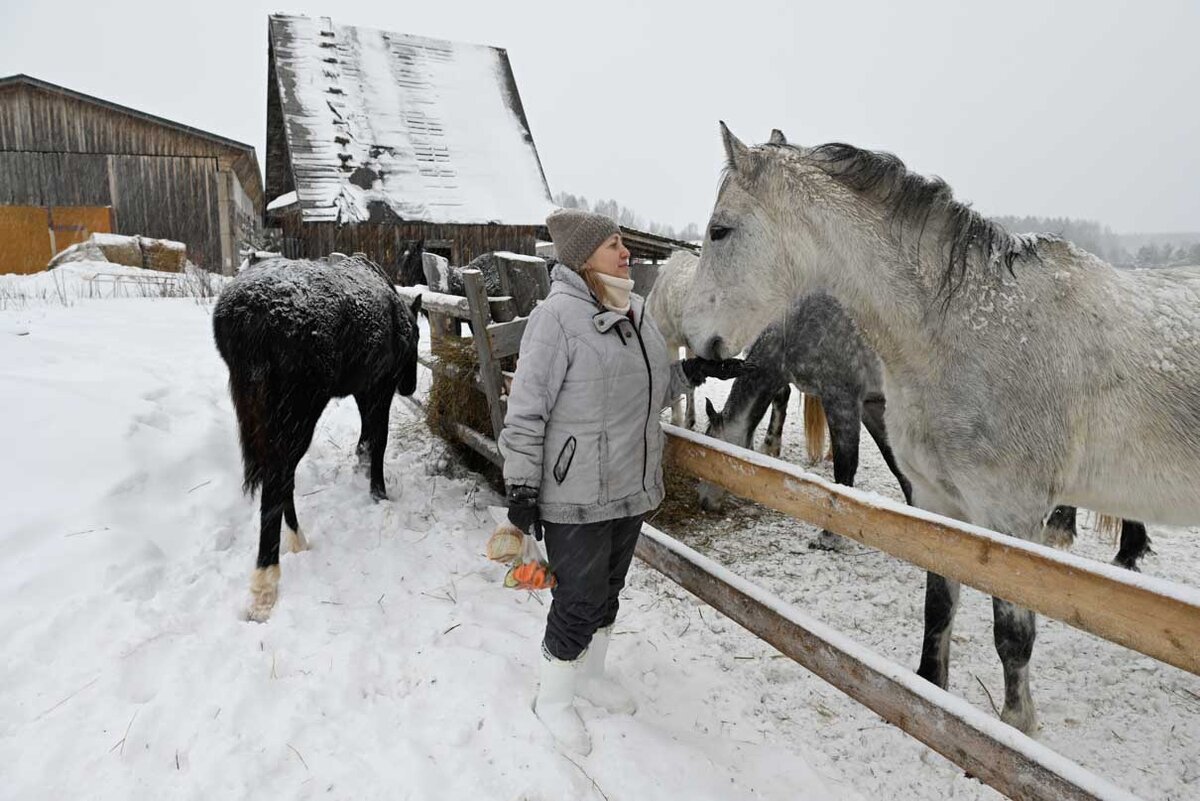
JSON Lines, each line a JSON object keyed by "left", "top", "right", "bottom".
{"left": 2, "top": 0, "right": 1196, "bottom": 233}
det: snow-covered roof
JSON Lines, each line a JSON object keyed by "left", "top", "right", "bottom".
{"left": 268, "top": 14, "right": 554, "bottom": 227}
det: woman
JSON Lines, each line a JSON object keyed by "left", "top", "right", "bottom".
{"left": 498, "top": 208, "right": 743, "bottom": 754}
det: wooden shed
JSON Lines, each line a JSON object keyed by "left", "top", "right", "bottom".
{"left": 0, "top": 74, "right": 263, "bottom": 275}
{"left": 265, "top": 14, "right": 555, "bottom": 274}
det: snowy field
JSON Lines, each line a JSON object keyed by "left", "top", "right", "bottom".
{"left": 1, "top": 269, "right": 1197, "bottom": 799}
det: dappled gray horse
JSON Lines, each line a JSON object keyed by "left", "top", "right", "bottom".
{"left": 682, "top": 125, "right": 1200, "bottom": 733}
{"left": 696, "top": 292, "right": 912, "bottom": 549}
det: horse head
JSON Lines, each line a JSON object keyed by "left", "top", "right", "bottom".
{"left": 682, "top": 122, "right": 852, "bottom": 360}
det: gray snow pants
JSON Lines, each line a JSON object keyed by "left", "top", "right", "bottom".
{"left": 541, "top": 514, "right": 644, "bottom": 661}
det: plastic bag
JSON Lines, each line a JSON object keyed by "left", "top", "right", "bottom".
{"left": 503, "top": 534, "right": 557, "bottom": 591}
{"left": 486, "top": 506, "right": 556, "bottom": 590}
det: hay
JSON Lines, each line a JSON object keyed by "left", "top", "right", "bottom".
{"left": 647, "top": 464, "right": 762, "bottom": 534}
{"left": 424, "top": 336, "right": 494, "bottom": 441}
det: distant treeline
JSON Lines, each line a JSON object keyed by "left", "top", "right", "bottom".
{"left": 553, "top": 192, "right": 701, "bottom": 243}
{"left": 992, "top": 216, "right": 1200, "bottom": 267}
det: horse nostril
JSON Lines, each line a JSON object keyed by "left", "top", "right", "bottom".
{"left": 709, "top": 336, "right": 726, "bottom": 360}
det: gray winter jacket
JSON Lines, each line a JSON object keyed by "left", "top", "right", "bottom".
{"left": 499, "top": 265, "right": 692, "bottom": 524}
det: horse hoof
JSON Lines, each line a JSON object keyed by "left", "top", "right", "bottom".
{"left": 246, "top": 565, "right": 280, "bottom": 622}
{"left": 371, "top": 488, "right": 388, "bottom": 502}
{"left": 285, "top": 525, "right": 309, "bottom": 554}
{"left": 1000, "top": 704, "right": 1038, "bottom": 735}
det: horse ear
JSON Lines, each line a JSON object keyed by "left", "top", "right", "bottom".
{"left": 768, "top": 128, "right": 787, "bottom": 146}
{"left": 719, "top": 121, "right": 751, "bottom": 172}
{"left": 410, "top": 294, "right": 423, "bottom": 318}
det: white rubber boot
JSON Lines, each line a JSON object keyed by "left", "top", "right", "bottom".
{"left": 534, "top": 645, "right": 591, "bottom": 755}
{"left": 576, "top": 626, "right": 637, "bottom": 714}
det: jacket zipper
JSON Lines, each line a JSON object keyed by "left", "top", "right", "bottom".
{"left": 631, "top": 316, "right": 653, "bottom": 492}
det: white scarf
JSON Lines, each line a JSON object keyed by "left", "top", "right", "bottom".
{"left": 594, "top": 272, "right": 635, "bottom": 314}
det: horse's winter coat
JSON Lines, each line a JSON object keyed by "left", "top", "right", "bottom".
{"left": 683, "top": 124, "right": 1200, "bottom": 732}
{"left": 213, "top": 254, "right": 422, "bottom": 621}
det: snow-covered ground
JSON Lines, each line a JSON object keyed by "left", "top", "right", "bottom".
{"left": 1, "top": 275, "right": 859, "bottom": 800}
{"left": 1, "top": 272, "right": 1196, "bottom": 799}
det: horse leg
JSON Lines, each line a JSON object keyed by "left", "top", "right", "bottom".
{"left": 810, "top": 398, "right": 860, "bottom": 550}
{"left": 1113, "top": 520, "right": 1151, "bottom": 571}
{"left": 1042, "top": 505, "right": 1077, "bottom": 549}
{"left": 282, "top": 485, "right": 308, "bottom": 554}
{"left": 248, "top": 396, "right": 326, "bottom": 621}
{"left": 917, "top": 572, "right": 962, "bottom": 689}
{"left": 762, "top": 385, "right": 791, "bottom": 458}
{"left": 861, "top": 396, "right": 912, "bottom": 505}
{"left": 983, "top": 512, "right": 1047, "bottom": 733}
{"left": 912, "top": 486, "right": 967, "bottom": 690}
{"left": 992, "top": 594, "right": 1038, "bottom": 732}
{"left": 249, "top": 469, "right": 287, "bottom": 622}
{"left": 359, "top": 387, "right": 393, "bottom": 500}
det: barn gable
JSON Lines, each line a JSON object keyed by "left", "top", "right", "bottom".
{"left": 267, "top": 14, "right": 554, "bottom": 227}
{"left": 0, "top": 74, "right": 263, "bottom": 274}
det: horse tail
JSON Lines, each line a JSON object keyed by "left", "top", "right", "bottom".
{"left": 213, "top": 301, "right": 274, "bottom": 496}
{"left": 804, "top": 394, "right": 827, "bottom": 464}
{"left": 1095, "top": 514, "right": 1124, "bottom": 545}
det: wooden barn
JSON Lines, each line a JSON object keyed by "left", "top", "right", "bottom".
{"left": 264, "top": 14, "right": 556, "bottom": 273}
{"left": 0, "top": 74, "right": 263, "bottom": 275}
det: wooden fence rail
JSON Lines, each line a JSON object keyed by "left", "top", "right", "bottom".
{"left": 636, "top": 522, "right": 1139, "bottom": 801}
{"left": 664, "top": 424, "right": 1200, "bottom": 678}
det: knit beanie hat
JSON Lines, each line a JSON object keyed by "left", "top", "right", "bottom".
{"left": 545, "top": 208, "right": 621, "bottom": 271}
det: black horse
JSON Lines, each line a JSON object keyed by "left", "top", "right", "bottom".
{"left": 213, "top": 254, "right": 422, "bottom": 621}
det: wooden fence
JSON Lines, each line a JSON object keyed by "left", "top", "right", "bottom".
{"left": 399, "top": 263, "right": 1200, "bottom": 801}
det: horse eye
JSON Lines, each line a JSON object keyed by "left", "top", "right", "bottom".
{"left": 709, "top": 225, "right": 732, "bottom": 241}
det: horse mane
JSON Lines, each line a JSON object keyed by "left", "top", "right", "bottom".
{"left": 773, "top": 142, "right": 1054, "bottom": 303}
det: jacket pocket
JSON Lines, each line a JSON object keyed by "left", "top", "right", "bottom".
{"left": 552, "top": 436, "right": 577, "bottom": 485}
{"left": 598, "top": 430, "right": 610, "bottom": 505}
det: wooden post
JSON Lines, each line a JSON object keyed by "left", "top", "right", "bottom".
{"left": 495, "top": 253, "right": 550, "bottom": 316}
{"left": 463, "top": 269, "right": 508, "bottom": 439}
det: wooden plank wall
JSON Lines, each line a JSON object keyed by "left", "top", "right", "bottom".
{"left": 277, "top": 215, "right": 539, "bottom": 275}
{"left": 1, "top": 152, "right": 223, "bottom": 269}
{"left": 0, "top": 85, "right": 262, "bottom": 207}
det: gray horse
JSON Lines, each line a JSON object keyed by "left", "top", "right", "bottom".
{"left": 683, "top": 124, "right": 1199, "bottom": 732}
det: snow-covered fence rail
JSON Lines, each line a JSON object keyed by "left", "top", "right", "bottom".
{"left": 635, "top": 522, "right": 1139, "bottom": 801}
{"left": 662, "top": 424, "right": 1200, "bottom": 678}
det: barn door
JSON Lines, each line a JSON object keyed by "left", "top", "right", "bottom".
{"left": 0, "top": 205, "right": 113, "bottom": 274}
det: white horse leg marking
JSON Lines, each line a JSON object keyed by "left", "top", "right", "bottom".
{"left": 285, "top": 523, "right": 309, "bottom": 554}
{"left": 247, "top": 564, "right": 281, "bottom": 622}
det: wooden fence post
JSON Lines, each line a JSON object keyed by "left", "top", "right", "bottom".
{"left": 463, "top": 269, "right": 508, "bottom": 439}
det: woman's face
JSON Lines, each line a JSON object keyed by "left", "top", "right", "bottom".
{"left": 585, "top": 234, "right": 631, "bottom": 279}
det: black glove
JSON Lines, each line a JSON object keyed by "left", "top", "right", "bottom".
{"left": 506, "top": 484, "right": 543, "bottom": 541}
{"left": 680, "top": 357, "right": 749, "bottom": 386}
